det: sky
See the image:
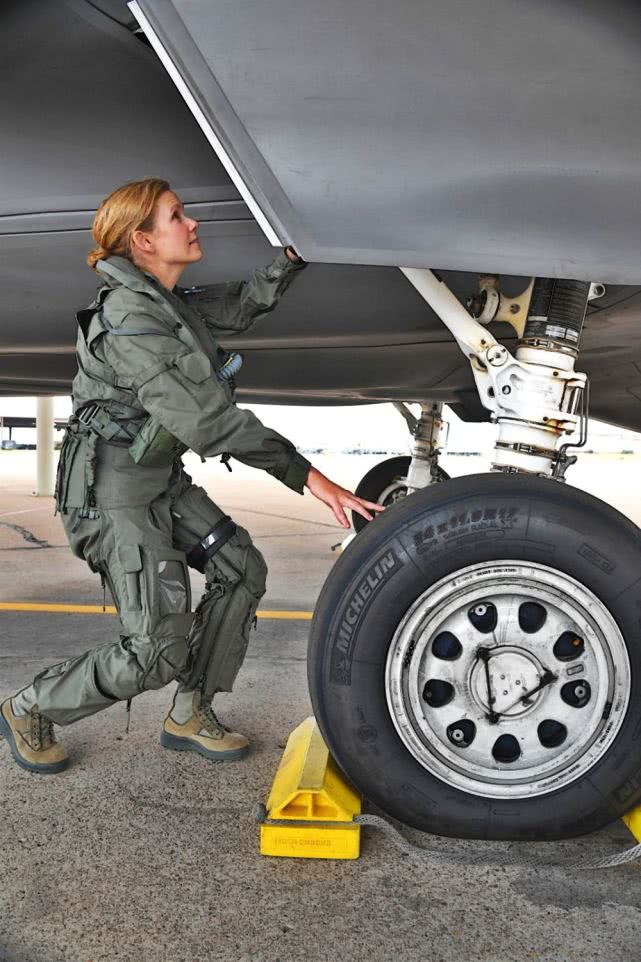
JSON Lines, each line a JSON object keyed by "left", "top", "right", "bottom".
{"left": 1, "top": 395, "right": 640, "bottom": 454}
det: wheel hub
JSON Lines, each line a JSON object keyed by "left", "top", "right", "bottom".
{"left": 376, "top": 476, "right": 410, "bottom": 508}
{"left": 469, "top": 646, "right": 544, "bottom": 718}
{"left": 385, "top": 561, "right": 630, "bottom": 799}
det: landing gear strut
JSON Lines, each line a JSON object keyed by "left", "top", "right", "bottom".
{"left": 401, "top": 401, "right": 447, "bottom": 493}
{"left": 310, "top": 267, "right": 641, "bottom": 841}
{"left": 351, "top": 402, "right": 449, "bottom": 532}
{"left": 401, "top": 270, "right": 592, "bottom": 479}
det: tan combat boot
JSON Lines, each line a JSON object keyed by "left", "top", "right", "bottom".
{"left": 0, "top": 699, "right": 69, "bottom": 774}
{"left": 160, "top": 692, "right": 249, "bottom": 761}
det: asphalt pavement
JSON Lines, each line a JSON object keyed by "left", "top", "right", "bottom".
{"left": 1, "top": 451, "right": 641, "bottom": 962}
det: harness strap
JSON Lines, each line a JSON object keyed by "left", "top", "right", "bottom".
{"left": 74, "top": 402, "right": 142, "bottom": 444}
{"left": 187, "top": 517, "right": 237, "bottom": 573}
{"left": 131, "top": 358, "right": 177, "bottom": 392}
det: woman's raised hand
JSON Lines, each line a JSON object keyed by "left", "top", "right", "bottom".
{"left": 305, "top": 466, "right": 386, "bottom": 529}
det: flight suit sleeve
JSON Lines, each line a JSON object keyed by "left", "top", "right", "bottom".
{"left": 100, "top": 319, "right": 311, "bottom": 493}
{"left": 182, "top": 250, "right": 307, "bottom": 337}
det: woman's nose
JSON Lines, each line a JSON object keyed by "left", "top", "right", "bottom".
{"left": 188, "top": 217, "right": 198, "bottom": 231}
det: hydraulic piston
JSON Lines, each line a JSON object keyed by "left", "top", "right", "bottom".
{"left": 400, "top": 268, "right": 594, "bottom": 479}
{"left": 492, "top": 278, "right": 591, "bottom": 476}
{"left": 405, "top": 402, "right": 445, "bottom": 494}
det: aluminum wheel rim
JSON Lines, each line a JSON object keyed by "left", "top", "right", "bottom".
{"left": 377, "top": 478, "right": 409, "bottom": 507}
{"left": 385, "top": 561, "right": 631, "bottom": 799}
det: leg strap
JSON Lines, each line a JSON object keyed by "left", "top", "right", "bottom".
{"left": 186, "top": 516, "right": 237, "bottom": 573}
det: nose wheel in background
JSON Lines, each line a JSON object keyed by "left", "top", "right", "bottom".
{"left": 351, "top": 455, "right": 449, "bottom": 532}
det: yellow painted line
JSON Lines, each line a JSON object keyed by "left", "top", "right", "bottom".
{"left": 0, "top": 602, "right": 117, "bottom": 614}
{"left": 259, "top": 610, "right": 313, "bottom": 621}
{"left": 0, "top": 602, "right": 313, "bottom": 620}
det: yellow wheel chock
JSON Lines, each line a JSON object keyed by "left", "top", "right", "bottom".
{"left": 623, "top": 805, "right": 641, "bottom": 844}
{"left": 259, "top": 717, "right": 361, "bottom": 859}
{"left": 259, "top": 719, "right": 641, "bottom": 862}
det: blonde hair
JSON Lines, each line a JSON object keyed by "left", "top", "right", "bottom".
{"left": 87, "top": 177, "right": 170, "bottom": 270}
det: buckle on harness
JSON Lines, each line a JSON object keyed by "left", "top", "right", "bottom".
{"left": 78, "top": 402, "right": 100, "bottom": 425}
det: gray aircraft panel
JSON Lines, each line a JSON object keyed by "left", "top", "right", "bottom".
{"left": 134, "top": 0, "right": 641, "bottom": 283}
{"left": 1, "top": 0, "right": 239, "bottom": 224}
{"left": 5, "top": 0, "right": 641, "bottom": 439}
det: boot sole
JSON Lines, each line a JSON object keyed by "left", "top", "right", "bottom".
{"left": 0, "top": 711, "right": 69, "bottom": 775}
{"left": 160, "top": 730, "right": 249, "bottom": 761}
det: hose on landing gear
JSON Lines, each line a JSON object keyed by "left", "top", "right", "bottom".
{"left": 521, "top": 278, "right": 590, "bottom": 356}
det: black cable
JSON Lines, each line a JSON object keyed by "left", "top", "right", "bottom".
{"left": 477, "top": 647, "right": 500, "bottom": 724}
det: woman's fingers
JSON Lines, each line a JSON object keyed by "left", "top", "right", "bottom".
{"left": 350, "top": 502, "right": 374, "bottom": 522}
{"left": 304, "top": 468, "right": 386, "bottom": 527}
{"left": 348, "top": 496, "right": 385, "bottom": 518}
{"left": 359, "top": 498, "right": 386, "bottom": 513}
{"left": 333, "top": 500, "right": 350, "bottom": 528}
{"left": 339, "top": 494, "right": 386, "bottom": 525}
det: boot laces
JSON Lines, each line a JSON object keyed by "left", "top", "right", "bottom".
{"left": 195, "top": 702, "right": 230, "bottom": 739}
{"left": 30, "top": 710, "right": 56, "bottom": 752}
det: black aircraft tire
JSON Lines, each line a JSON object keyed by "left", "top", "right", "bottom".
{"left": 352, "top": 455, "right": 449, "bottom": 532}
{"left": 309, "top": 473, "right": 641, "bottom": 841}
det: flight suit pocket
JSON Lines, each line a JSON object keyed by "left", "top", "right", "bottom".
{"left": 157, "top": 554, "right": 191, "bottom": 617}
{"left": 175, "top": 351, "right": 211, "bottom": 383}
{"left": 117, "top": 544, "right": 143, "bottom": 611}
{"left": 54, "top": 433, "right": 83, "bottom": 512}
{"left": 128, "top": 416, "right": 188, "bottom": 468}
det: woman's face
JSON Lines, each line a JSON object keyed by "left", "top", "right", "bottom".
{"left": 140, "top": 190, "right": 202, "bottom": 267}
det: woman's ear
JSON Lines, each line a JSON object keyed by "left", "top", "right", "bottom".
{"left": 131, "top": 229, "right": 154, "bottom": 257}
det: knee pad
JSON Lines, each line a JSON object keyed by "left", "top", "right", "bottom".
{"left": 245, "top": 544, "right": 268, "bottom": 599}
{"left": 202, "top": 536, "right": 267, "bottom": 600}
{"left": 133, "top": 632, "right": 192, "bottom": 692}
{"left": 119, "top": 612, "right": 193, "bottom": 693}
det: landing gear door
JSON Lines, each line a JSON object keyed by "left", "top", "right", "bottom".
{"left": 128, "top": 0, "right": 291, "bottom": 249}
{"left": 129, "top": 0, "right": 641, "bottom": 283}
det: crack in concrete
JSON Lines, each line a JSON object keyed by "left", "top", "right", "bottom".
{"left": 0, "top": 545, "right": 67, "bottom": 552}
{"left": 0, "top": 521, "right": 50, "bottom": 548}
{"left": 121, "top": 786, "right": 241, "bottom": 818}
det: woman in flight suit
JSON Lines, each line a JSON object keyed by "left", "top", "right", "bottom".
{"left": 0, "top": 178, "right": 383, "bottom": 774}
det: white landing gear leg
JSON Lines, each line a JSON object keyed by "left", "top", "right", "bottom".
{"left": 348, "top": 403, "right": 448, "bottom": 537}
{"left": 400, "top": 269, "right": 600, "bottom": 479}
{"left": 393, "top": 402, "right": 447, "bottom": 494}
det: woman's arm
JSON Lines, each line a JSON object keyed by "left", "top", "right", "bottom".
{"left": 99, "top": 313, "right": 311, "bottom": 492}
{"left": 182, "top": 248, "right": 307, "bottom": 338}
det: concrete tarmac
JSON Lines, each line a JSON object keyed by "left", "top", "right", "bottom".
{"left": 1, "top": 451, "right": 641, "bottom": 962}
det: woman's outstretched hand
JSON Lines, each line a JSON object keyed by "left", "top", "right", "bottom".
{"left": 305, "top": 466, "right": 386, "bottom": 529}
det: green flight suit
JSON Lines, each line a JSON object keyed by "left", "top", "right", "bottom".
{"left": 33, "top": 251, "right": 310, "bottom": 726}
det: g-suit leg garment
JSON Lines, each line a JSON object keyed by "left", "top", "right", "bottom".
{"left": 31, "top": 468, "right": 266, "bottom": 726}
